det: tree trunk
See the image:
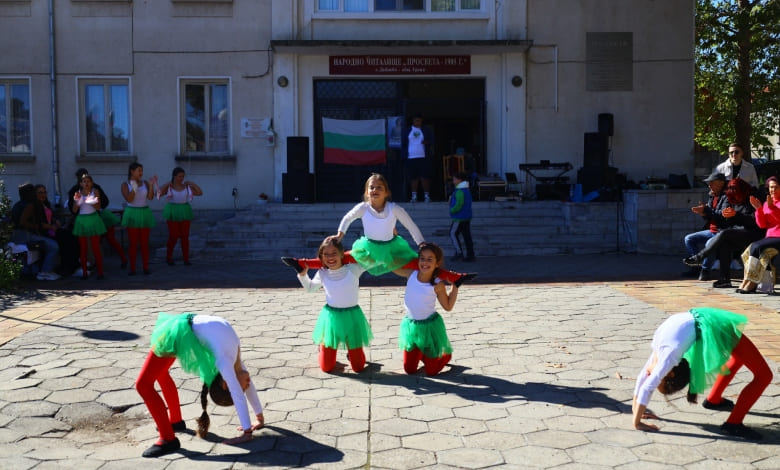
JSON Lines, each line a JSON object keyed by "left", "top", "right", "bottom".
{"left": 734, "top": 0, "right": 753, "bottom": 160}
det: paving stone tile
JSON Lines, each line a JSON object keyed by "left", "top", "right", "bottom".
{"left": 370, "top": 447, "right": 436, "bottom": 469}
{"left": 403, "top": 432, "right": 463, "bottom": 451}
{"left": 503, "top": 445, "right": 572, "bottom": 468}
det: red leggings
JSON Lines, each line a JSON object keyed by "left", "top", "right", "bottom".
{"left": 166, "top": 220, "right": 191, "bottom": 263}
{"left": 403, "top": 348, "right": 452, "bottom": 376}
{"left": 300, "top": 254, "right": 462, "bottom": 284}
{"left": 706, "top": 335, "right": 773, "bottom": 424}
{"left": 79, "top": 236, "right": 103, "bottom": 276}
{"left": 135, "top": 351, "right": 182, "bottom": 442}
{"left": 103, "top": 226, "right": 127, "bottom": 263}
{"left": 319, "top": 345, "right": 366, "bottom": 373}
{"left": 127, "top": 227, "right": 151, "bottom": 272}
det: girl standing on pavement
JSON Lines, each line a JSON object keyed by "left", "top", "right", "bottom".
{"left": 282, "top": 173, "right": 475, "bottom": 287}
{"left": 395, "top": 242, "right": 457, "bottom": 376}
{"left": 135, "top": 313, "right": 264, "bottom": 458}
{"left": 632, "top": 307, "right": 772, "bottom": 440}
{"left": 71, "top": 174, "right": 107, "bottom": 280}
{"left": 158, "top": 167, "right": 203, "bottom": 266}
{"left": 295, "top": 236, "right": 373, "bottom": 373}
{"left": 121, "top": 162, "right": 156, "bottom": 275}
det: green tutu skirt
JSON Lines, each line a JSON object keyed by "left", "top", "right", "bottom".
{"left": 163, "top": 202, "right": 193, "bottom": 222}
{"left": 99, "top": 209, "right": 120, "bottom": 228}
{"left": 350, "top": 235, "right": 417, "bottom": 276}
{"left": 312, "top": 304, "right": 373, "bottom": 350}
{"left": 150, "top": 313, "right": 219, "bottom": 386}
{"left": 683, "top": 307, "right": 747, "bottom": 394}
{"left": 399, "top": 312, "right": 453, "bottom": 358}
{"left": 72, "top": 212, "right": 107, "bottom": 237}
{"left": 122, "top": 206, "right": 156, "bottom": 229}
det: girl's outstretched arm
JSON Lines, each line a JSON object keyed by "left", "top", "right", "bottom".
{"left": 435, "top": 282, "right": 458, "bottom": 311}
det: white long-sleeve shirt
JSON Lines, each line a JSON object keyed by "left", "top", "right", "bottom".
{"left": 633, "top": 312, "right": 697, "bottom": 407}
{"left": 337, "top": 201, "right": 425, "bottom": 245}
{"left": 297, "top": 264, "right": 365, "bottom": 308}
{"left": 190, "top": 315, "right": 263, "bottom": 430}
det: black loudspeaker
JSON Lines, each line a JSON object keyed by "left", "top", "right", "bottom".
{"left": 287, "top": 136, "right": 309, "bottom": 173}
{"left": 584, "top": 132, "right": 609, "bottom": 168}
{"left": 577, "top": 166, "right": 618, "bottom": 195}
{"left": 536, "top": 183, "right": 571, "bottom": 201}
{"left": 598, "top": 113, "right": 614, "bottom": 136}
{"left": 283, "top": 172, "right": 314, "bottom": 203}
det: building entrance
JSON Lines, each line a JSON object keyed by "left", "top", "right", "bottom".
{"left": 313, "top": 79, "right": 485, "bottom": 202}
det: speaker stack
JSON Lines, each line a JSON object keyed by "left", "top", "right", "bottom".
{"left": 578, "top": 113, "right": 617, "bottom": 195}
{"left": 283, "top": 136, "right": 315, "bottom": 203}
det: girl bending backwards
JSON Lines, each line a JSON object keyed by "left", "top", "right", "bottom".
{"left": 71, "top": 174, "right": 107, "bottom": 280}
{"left": 395, "top": 242, "right": 458, "bottom": 376}
{"left": 283, "top": 173, "right": 475, "bottom": 287}
{"left": 296, "top": 236, "right": 373, "bottom": 373}
{"left": 135, "top": 313, "right": 264, "bottom": 458}
{"left": 121, "top": 162, "right": 157, "bottom": 275}
{"left": 633, "top": 307, "right": 772, "bottom": 440}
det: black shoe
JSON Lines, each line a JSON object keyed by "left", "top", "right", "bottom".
{"left": 698, "top": 269, "right": 711, "bottom": 281}
{"left": 712, "top": 279, "right": 732, "bottom": 289}
{"left": 167, "top": 260, "right": 174, "bottom": 266}
{"left": 143, "top": 269, "right": 151, "bottom": 275}
{"left": 171, "top": 420, "right": 187, "bottom": 432}
{"left": 281, "top": 257, "right": 304, "bottom": 274}
{"left": 703, "top": 398, "right": 735, "bottom": 411}
{"left": 450, "top": 253, "right": 463, "bottom": 262}
{"left": 97, "top": 275, "right": 105, "bottom": 281}
{"left": 128, "top": 271, "right": 136, "bottom": 276}
{"left": 735, "top": 288, "right": 757, "bottom": 294}
{"left": 463, "top": 256, "right": 475, "bottom": 262}
{"left": 454, "top": 272, "right": 477, "bottom": 287}
{"left": 720, "top": 422, "right": 762, "bottom": 440}
{"left": 184, "top": 261, "right": 192, "bottom": 266}
{"left": 683, "top": 255, "right": 702, "bottom": 267}
{"left": 142, "top": 438, "right": 181, "bottom": 457}
{"left": 120, "top": 262, "right": 127, "bottom": 269}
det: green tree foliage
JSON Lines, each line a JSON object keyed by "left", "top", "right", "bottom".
{"left": 696, "top": 0, "right": 780, "bottom": 159}
{"left": 0, "top": 163, "right": 22, "bottom": 289}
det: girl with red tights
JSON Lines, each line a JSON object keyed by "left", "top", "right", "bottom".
{"left": 158, "top": 167, "right": 203, "bottom": 266}
{"left": 71, "top": 174, "right": 107, "bottom": 280}
{"left": 395, "top": 242, "right": 458, "bottom": 376}
{"left": 121, "top": 162, "right": 156, "bottom": 275}
{"left": 633, "top": 307, "right": 772, "bottom": 440}
{"left": 296, "top": 236, "right": 373, "bottom": 373}
{"left": 135, "top": 313, "right": 264, "bottom": 458}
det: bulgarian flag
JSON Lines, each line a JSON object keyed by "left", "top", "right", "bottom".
{"left": 323, "top": 117, "right": 386, "bottom": 165}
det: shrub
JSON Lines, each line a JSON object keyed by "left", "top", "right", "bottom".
{"left": 0, "top": 163, "right": 22, "bottom": 289}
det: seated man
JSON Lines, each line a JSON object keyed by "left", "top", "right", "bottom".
{"left": 684, "top": 178, "right": 764, "bottom": 288}
{"left": 682, "top": 172, "right": 728, "bottom": 281}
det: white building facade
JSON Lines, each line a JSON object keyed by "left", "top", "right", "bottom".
{"left": 0, "top": 0, "right": 694, "bottom": 207}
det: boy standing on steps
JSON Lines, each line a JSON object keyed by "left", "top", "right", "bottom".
{"left": 449, "top": 172, "right": 475, "bottom": 262}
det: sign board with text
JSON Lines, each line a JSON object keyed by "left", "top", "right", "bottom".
{"left": 330, "top": 55, "right": 470, "bottom": 75}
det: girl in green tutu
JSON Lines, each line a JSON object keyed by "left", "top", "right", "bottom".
{"left": 395, "top": 242, "right": 459, "bottom": 376}
{"left": 121, "top": 162, "right": 157, "bottom": 275}
{"left": 633, "top": 307, "right": 772, "bottom": 440}
{"left": 71, "top": 174, "right": 107, "bottom": 279}
{"left": 295, "top": 236, "right": 373, "bottom": 373}
{"left": 282, "top": 173, "right": 475, "bottom": 287}
{"left": 158, "top": 167, "right": 203, "bottom": 266}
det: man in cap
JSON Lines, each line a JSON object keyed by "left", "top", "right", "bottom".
{"left": 682, "top": 172, "right": 729, "bottom": 280}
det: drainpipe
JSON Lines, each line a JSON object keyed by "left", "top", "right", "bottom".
{"left": 48, "top": 0, "right": 61, "bottom": 206}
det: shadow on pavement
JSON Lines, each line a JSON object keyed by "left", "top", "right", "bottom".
{"left": 0, "top": 312, "right": 140, "bottom": 342}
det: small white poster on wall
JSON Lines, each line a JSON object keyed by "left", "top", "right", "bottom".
{"left": 241, "top": 118, "right": 272, "bottom": 138}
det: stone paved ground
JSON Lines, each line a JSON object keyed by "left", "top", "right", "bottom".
{"left": 0, "top": 255, "right": 779, "bottom": 469}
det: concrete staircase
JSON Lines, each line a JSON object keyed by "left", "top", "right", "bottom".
{"left": 190, "top": 200, "right": 624, "bottom": 261}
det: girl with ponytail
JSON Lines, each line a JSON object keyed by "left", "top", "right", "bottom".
{"left": 632, "top": 307, "right": 771, "bottom": 441}
{"left": 135, "top": 313, "right": 264, "bottom": 458}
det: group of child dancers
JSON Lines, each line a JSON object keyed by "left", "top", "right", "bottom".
{"left": 69, "top": 163, "right": 202, "bottom": 279}
{"left": 133, "top": 173, "right": 773, "bottom": 459}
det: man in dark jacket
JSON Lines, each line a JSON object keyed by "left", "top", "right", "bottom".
{"left": 682, "top": 172, "right": 728, "bottom": 280}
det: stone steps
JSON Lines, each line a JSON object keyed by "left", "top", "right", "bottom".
{"left": 189, "top": 200, "right": 621, "bottom": 260}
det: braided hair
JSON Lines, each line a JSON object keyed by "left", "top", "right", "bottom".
{"left": 195, "top": 373, "right": 233, "bottom": 438}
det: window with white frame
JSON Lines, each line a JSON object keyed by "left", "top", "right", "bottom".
{"left": 0, "top": 80, "right": 31, "bottom": 154}
{"left": 318, "top": 0, "right": 480, "bottom": 12}
{"left": 180, "top": 80, "right": 230, "bottom": 154}
{"left": 79, "top": 78, "right": 130, "bottom": 154}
